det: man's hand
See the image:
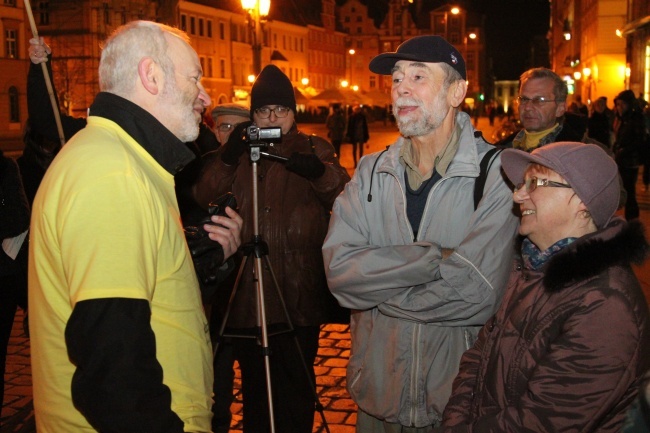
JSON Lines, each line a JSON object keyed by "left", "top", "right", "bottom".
{"left": 203, "top": 206, "right": 243, "bottom": 261}
{"left": 29, "top": 37, "right": 51, "bottom": 65}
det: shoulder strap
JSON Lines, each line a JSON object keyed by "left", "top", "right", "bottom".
{"left": 473, "top": 147, "right": 503, "bottom": 211}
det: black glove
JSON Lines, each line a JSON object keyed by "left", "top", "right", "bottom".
{"left": 220, "top": 121, "right": 253, "bottom": 165}
{"left": 285, "top": 152, "right": 326, "bottom": 179}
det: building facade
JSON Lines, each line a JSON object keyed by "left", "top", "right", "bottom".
{"left": 620, "top": 0, "right": 650, "bottom": 101}
{"left": 0, "top": 0, "right": 489, "bottom": 152}
{"left": 1, "top": 0, "right": 30, "bottom": 151}
{"left": 550, "top": 0, "right": 627, "bottom": 106}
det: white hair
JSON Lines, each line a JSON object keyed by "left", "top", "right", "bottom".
{"left": 98, "top": 20, "right": 189, "bottom": 98}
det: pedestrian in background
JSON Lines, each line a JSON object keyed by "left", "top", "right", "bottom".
{"left": 326, "top": 105, "right": 346, "bottom": 158}
{"left": 0, "top": 150, "right": 30, "bottom": 430}
{"left": 588, "top": 96, "right": 613, "bottom": 148}
{"left": 613, "top": 89, "right": 645, "bottom": 220}
{"left": 323, "top": 35, "right": 518, "bottom": 432}
{"left": 346, "top": 104, "right": 369, "bottom": 167}
{"left": 28, "top": 21, "right": 242, "bottom": 432}
{"left": 443, "top": 142, "right": 650, "bottom": 433}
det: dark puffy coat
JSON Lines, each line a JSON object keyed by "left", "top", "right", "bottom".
{"left": 193, "top": 124, "right": 350, "bottom": 327}
{"left": 442, "top": 218, "right": 650, "bottom": 433}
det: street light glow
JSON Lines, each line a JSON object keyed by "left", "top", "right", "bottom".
{"left": 450, "top": 7, "right": 460, "bottom": 15}
{"left": 242, "top": 0, "right": 270, "bottom": 16}
{"left": 301, "top": 77, "right": 309, "bottom": 86}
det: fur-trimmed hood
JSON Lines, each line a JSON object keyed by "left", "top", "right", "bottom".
{"left": 543, "top": 217, "right": 649, "bottom": 291}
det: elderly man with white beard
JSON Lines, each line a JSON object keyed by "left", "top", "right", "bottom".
{"left": 322, "top": 35, "right": 519, "bottom": 432}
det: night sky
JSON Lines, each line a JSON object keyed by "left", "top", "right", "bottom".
{"left": 342, "top": 0, "right": 551, "bottom": 80}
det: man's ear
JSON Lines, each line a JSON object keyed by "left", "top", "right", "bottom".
{"left": 138, "top": 57, "right": 159, "bottom": 95}
{"left": 449, "top": 79, "right": 468, "bottom": 108}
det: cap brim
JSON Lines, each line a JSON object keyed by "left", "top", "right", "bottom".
{"left": 369, "top": 53, "right": 430, "bottom": 75}
{"left": 500, "top": 148, "right": 543, "bottom": 186}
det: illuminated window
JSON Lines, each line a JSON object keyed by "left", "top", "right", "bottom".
{"left": 5, "top": 29, "right": 17, "bottom": 58}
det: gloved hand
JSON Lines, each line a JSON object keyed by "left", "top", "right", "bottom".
{"left": 220, "top": 121, "right": 253, "bottom": 165}
{"left": 285, "top": 152, "right": 326, "bottom": 179}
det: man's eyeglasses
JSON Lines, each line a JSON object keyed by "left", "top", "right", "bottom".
{"left": 516, "top": 177, "right": 572, "bottom": 193}
{"left": 255, "top": 106, "right": 291, "bottom": 119}
{"left": 517, "top": 96, "right": 558, "bottom": 106}
{"left": 216, "top": 123, "right": 234, "bottom": 133}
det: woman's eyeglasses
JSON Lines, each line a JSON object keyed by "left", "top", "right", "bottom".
{"left": 516, "top": 177, "right": 571, "bottom": 193}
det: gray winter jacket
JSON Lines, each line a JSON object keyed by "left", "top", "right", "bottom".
{"left": 322, "top": 112, "right": 519, "bottom": 427}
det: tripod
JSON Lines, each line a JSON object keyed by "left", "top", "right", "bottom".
{"left": 213, "top": 142, "right": 330, "bottom": 433}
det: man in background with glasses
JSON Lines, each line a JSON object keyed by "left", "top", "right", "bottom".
{"left": 211, "top": 103, "right": 250, "bottom": 146}
{"left": 193, "top": 64, "right": 350, "bottom": 433}
{"left": 498, "top": 67, "right": 584, "bottom": 151}
{"left": 498, "top": 67, "right": 625, "bottom": 207}
{"left": 203, "top": 104, "right": 250, "bottom": 433}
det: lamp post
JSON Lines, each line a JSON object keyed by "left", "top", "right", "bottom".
{"left": 348, "top": 49, "right": 355, "bottom": 88}
{"left": 241, "top": 0, "right": 271, "bottom": 76}
{"left": 461, "top": 32, "right": 476, "bottom": 96}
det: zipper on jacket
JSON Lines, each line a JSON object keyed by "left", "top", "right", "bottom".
{"left": 409, "top": 323, "right": 422, "bottom": 425}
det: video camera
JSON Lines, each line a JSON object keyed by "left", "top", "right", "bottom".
{"left": 244, "top": 125, "right": 283, "bottom": 162}
{"left": 245, "top": 125, "right": 282, "bottom": 146}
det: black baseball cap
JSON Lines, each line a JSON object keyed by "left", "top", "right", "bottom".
{"left": 369, "top": 35, "right": 466, "bottom": 80}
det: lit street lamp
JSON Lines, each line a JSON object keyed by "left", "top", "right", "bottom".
{"left": 348, "top": 49, "right": 355, "bottom": 88}
{"left": 241, "top": 0, "right": 271, "bottom": 76}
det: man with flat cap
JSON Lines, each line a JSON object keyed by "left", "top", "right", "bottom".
{"left": 323, "top": 35, "right": 519, "bottom": 432}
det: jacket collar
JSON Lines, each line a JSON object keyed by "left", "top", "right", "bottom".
{"left": 543, "top": 218, "right": 649, "bottom": 291}
{"left": 88, "top": 92, "right": 195, "bottom": 175}
{"left": 378, "top": 111, "right": 482, "bottom": 178}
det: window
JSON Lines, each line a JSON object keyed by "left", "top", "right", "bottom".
{"left": 345, "top": 16, "right": 350, "bottom": 23}
{"left": 39, "top": 2, "right": 49, "bottom": 25}
{"left": 190, "top": 16, "right": 196, "bottom": 35}
{"left": 230, "top": 22, "right": 238, "bottom": 42}
{"left": 103, "top": 2, "right": 110, "bottom": 25}
{"left": 180, "top": 14, "right": 187, "bottom": 31}
{"left": 220, "top": 59, "right": 226, "bottom": 79}
{"left": 199, "top": 18, "right": 204, "bottom": 37}
{"left": 370, "top": 76, "right": 376, "bottom": 89}
{"left": 4, "top": 0, "right": 16, "bottom": 5}
{"left": 208, "top": 20, "right": 213, "bottom": 38}
{"left": 9, "top": 87, "right": 19, "bottom": 123}
{"left": 200, "top": 57, "right": 205, "bottom": 73}
{"left": 5, "top": 29, "right": 17, "bottom": 59}
{"left": 356, "top": 16, "right": 362, "bottom": 22}
{"left": 207, "top": 58, "right": 213, "bottom": 77}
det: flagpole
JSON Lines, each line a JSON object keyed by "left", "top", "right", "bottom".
{"left": 24, "top": 0, "right": 66, "bottom": 147}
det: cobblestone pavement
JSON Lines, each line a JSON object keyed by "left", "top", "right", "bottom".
{"left": 4, "top": 117, "right": 650, "bottom": 432}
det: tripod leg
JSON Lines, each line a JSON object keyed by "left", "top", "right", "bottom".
{"left": 252, "top": 254, "right": 277, "bottom": 433}
{"left": 213, "top": 254, "right": 249, "bottom": 358}
{"left": 263, "top": 255, "right": 331, "bottom": 433}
